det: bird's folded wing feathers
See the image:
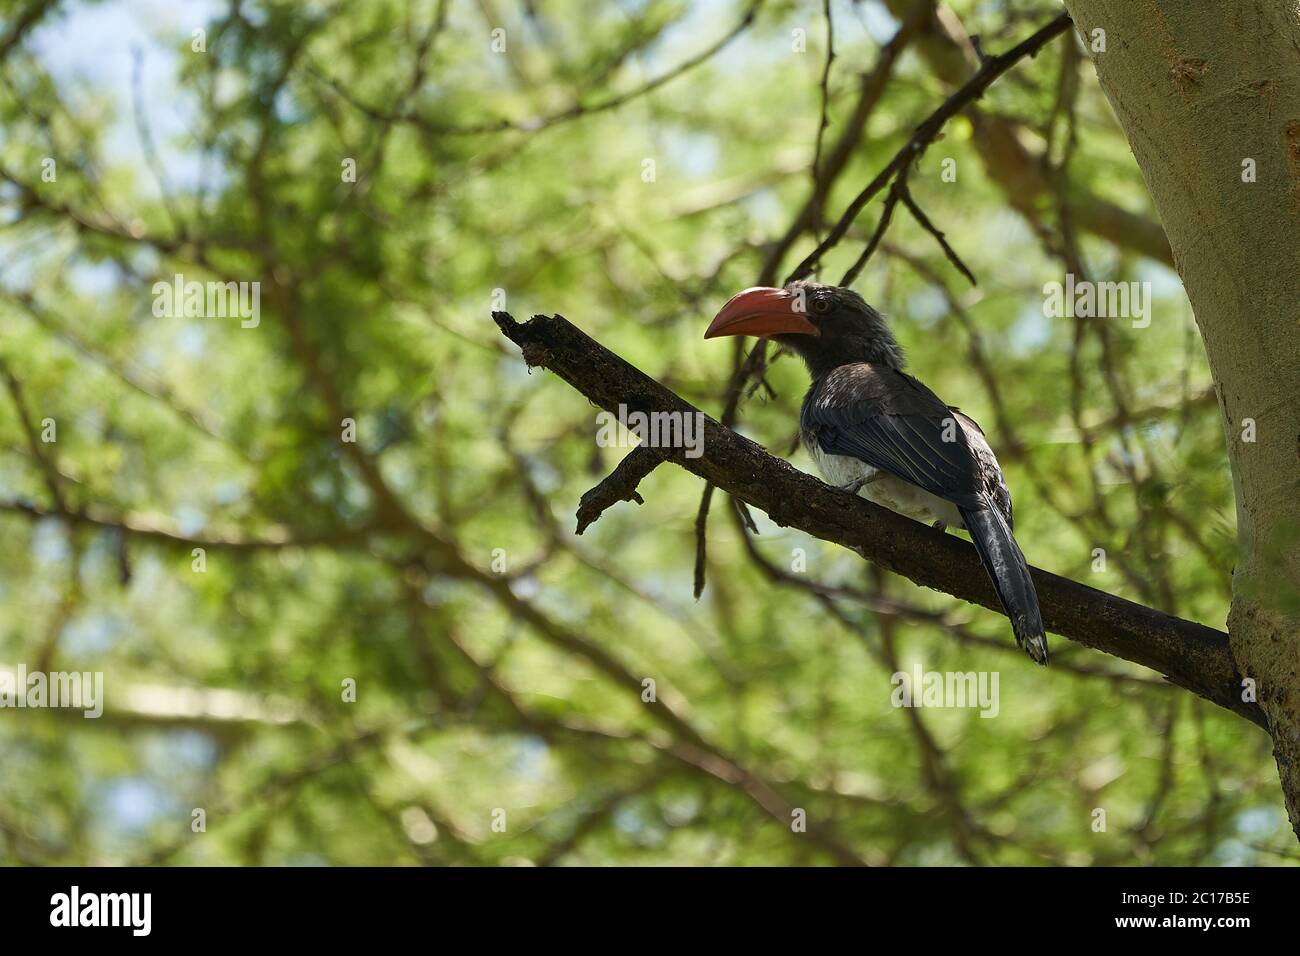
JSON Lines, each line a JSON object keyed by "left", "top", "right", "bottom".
{"left": 802, "top": 366, "right": 987, "bottom": 509}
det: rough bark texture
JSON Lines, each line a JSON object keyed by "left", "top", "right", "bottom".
{"left": 1063, "top": 0, "right": 1300, "bottom": 836}
{"left": 494, "top": 311, "right": 1264, "bottom": 730}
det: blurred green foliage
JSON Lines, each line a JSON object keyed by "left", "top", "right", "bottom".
{"left": 0, "top": 0, "right": 1289, "bottom": 865}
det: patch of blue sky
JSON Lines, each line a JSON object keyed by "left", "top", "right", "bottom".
{"left": 143, "top": 728, "right": 220, "bottom": 772}
{"left": 63, "top": 610, "right": 127, "bottom": 655}
{"left": 28, "top": 0, "right": 224, "bottom": 195}
{"left": 91, "top": 774, "right": 177, "bottom": 835}
{"left": 1009, "top": 302, "right": 1055, "bottom": 354}
{"left": 172, "top": 502, "right": 210, "bottom": 536}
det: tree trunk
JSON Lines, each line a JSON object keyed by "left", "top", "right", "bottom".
{"left": 1063, "top": 1, "right": 1300, "bottom": 836}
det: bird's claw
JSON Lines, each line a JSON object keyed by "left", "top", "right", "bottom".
{"left": 838, "top": 474, "right": 882, "bottom": 496}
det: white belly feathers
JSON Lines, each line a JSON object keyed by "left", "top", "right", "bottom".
{"left": 808, "top": 443, "right": 965, "bottom": 529}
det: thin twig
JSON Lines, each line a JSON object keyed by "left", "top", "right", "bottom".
{"left": 788, "top": 11, "right": 1072, "bottom": 282}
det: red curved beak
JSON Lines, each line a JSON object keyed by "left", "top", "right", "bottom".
{"left": 704, "top": 287, "right": 819, "bottom": 339}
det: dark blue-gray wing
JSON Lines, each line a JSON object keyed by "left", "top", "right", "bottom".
{"left": 802, "top": 366, "right": 986, "bottom": 510}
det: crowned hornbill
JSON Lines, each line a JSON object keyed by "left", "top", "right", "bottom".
{"left": 706, "top": 281, "right": 1048, "bottom": 664}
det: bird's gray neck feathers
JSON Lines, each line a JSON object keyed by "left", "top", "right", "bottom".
{"left": 780, "top": 310, "right": 905, "bottom": 379}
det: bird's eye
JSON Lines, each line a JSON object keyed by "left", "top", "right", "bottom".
{"left": 811, "top": 297, "right": 831, "bottom": 315}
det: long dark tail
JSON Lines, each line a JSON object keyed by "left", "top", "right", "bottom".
{"left": 959, "top": 503, "right": 1048, "bottom": 664}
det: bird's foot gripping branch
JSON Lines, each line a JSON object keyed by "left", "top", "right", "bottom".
{"left": 492, "top": 311, "right": 1263, "bottom": 730}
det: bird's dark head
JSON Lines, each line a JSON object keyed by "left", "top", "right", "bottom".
{"left": 704, "top": 281, "right": 904, "bottom": 376}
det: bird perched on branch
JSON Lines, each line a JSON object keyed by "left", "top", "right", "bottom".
{"left": 706, "top": 281, "right": 1048, "bottom": 663}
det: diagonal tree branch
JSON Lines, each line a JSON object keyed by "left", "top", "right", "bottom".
{"left": 787, "top": 10, "right": 1074, "bottom": 282}
{"left": 575, "top": 445, "right": 665, "bottom": 535}
{"left": 880, "top": 0, "right": 1174, "bottom": 268}
{"left": 493, "top": 310, "right": 1264, "bottom": 731}
{"left": 0, "top": 0, "right": 61, "bottom": 65}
